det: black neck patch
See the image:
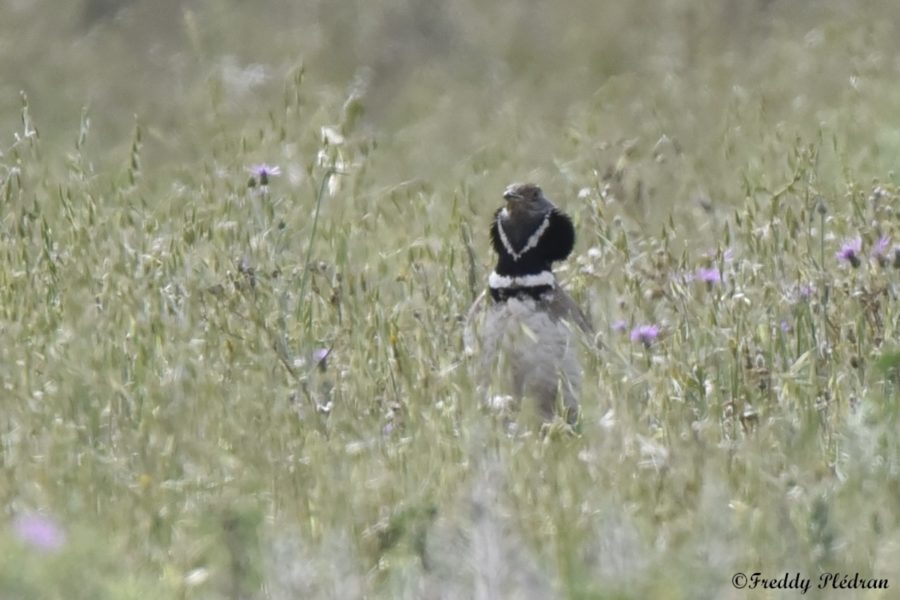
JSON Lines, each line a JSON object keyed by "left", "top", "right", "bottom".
{"left": 489, "top": 208, "right": 575, "bottom": 303}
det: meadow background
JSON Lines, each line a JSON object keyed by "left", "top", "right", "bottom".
{"left": 2, "top": 0, "right": 900, "bottom": 598}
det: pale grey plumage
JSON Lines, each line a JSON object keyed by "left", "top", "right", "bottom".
{"left": 466, "top": 183, "right": 592, "bottom": 424}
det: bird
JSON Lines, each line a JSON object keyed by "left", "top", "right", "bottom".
{"left": 465, "top": 183, "right": 592, "bottom": 424}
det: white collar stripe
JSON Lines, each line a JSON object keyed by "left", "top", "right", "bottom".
{"left": 496, "top": 212, "right": 551, "bottom": 261}
{"left": 489, "top": 271, "right": 556, "bottom": 289}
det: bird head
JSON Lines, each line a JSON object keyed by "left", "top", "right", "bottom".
{"left": 502, "top": 183, "right": 554, "bottom": 218}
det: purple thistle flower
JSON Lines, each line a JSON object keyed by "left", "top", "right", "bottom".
{"left": 836, "top": 237, "right": 862, "bottom": 268}
{"left": 248, "top": 164, "right": 281, "bottom": 186}
{"left": 780, "top": 320, "right": 792, "bottom": 333}
{"left": 695, "top": 267, "right": 722, "bottom": 284}
{"left": 12, "top": 513, "right": 65, "bottom": 552}
{"left": 611, "top": 319, "right": 628, "bottom": 333}
{"left": 312, "top": 348, "right": 330, "bottom": 371}
{"left": 872, "top": 235, "right": 890, "bottom": 266}
{"left": 630, "top": 324, "right": 660, "bottom": 346}
{"left": 788, "top": 283, "right": 815, "bottom": 304}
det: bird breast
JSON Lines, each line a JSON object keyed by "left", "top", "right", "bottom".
{"left": 480, "top": 296, "right": 581, "bottom": 385}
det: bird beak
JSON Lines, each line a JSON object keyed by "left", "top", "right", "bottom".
{"left": 503, "top": 190, "right": 522, "bottom": 202}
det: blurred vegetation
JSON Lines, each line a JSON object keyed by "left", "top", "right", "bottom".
{"left": 1, "top": 0, "right": 899, "bottom": 597}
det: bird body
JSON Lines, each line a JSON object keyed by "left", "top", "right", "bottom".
{"left": 466, "top": 183, "right": 591, "bottom": 423}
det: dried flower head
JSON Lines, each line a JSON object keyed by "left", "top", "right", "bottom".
{"left": 836, "top": 237, "right": 862, "bottom": 268}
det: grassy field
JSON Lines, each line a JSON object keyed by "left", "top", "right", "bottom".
{"left": 2, "top": 1, "right": 900, "bottom": 598}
